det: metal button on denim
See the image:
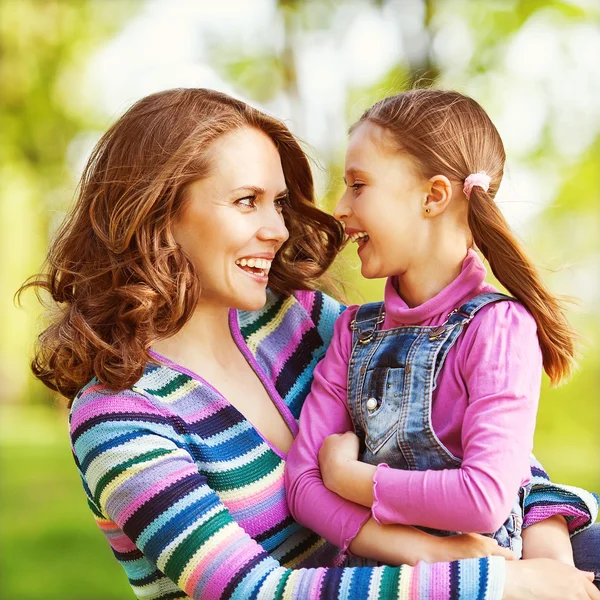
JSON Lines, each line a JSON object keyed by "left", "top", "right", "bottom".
{"left": 366, "top": 397, "right": 378, "bottom": 411}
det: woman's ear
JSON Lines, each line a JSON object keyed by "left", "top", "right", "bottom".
{"left": 423, "top": 175, "right": 453, "bottom": 216}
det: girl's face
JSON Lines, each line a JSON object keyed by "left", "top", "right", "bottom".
{"left": 334, "top": 121, "right": 429, "bottom": 280}
{"left": 173, "top": 126, "right": 289, "bottom": 312}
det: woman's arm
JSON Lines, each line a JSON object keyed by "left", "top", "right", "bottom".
{"left": 320, "top": 302, "right": 542, "bottom": 533}
{"left": 524, "top": 455, "right": 599, "bottom": 535}
{"left": 522, "top": 515, "right": 574, "bottom": 564}
{"left": 71, "top": 387, "right": 507, "bottom": 599}
{"left": 520, "top": 456, "right": 598, "bottom": 564}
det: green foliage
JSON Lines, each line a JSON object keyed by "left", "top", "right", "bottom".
{"left": 214, "top": 51, "right": 287, "bottom": 103}
{"left": 0, "top": 0, "right": 141, "bottom": 407}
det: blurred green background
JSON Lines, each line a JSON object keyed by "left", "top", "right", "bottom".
{"left": 1, "top": 0, "right": 599, "bottom": 597}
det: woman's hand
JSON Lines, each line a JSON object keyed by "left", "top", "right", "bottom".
{"left": 318, "top": 431, "right": 360, "bottom": 493}
{"left": 504, "top": 559, "right": 600, "bottom": 599}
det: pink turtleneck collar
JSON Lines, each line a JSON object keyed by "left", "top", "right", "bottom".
{"left": 383, "top": 249, "right": 492, "bottom": 327}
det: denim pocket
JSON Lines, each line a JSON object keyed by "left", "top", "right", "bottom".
{"left": 361, "top": 367, "right": 403, "bottom": 453}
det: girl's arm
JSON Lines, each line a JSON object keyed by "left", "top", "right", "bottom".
{"left": 320, "top": 301, "right": 542, "bottom": 533}
{"left": 284, "top": 310, "right": 372, "bottom": 550}
{"left": 305, "top": 292, "right": 598, "bottom": 547}
{"left": 70, "top": 388, "right": 505, "bottom": 599}
{"left": 286, "top": 309, "right": 513, "bottom": 565}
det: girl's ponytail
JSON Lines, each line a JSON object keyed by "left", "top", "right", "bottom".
{"left": 357, "top": 89, "right": 577, "bottom": 386}
{"left": 467, "top": 186, "right": 577, "bottom": 385}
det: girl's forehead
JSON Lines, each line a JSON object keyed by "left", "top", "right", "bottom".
{"left": 346, "top": 122, "right": 405, "bottom": 168}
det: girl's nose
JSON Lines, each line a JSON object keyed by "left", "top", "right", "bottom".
{"left": 333, "top": 192, "right": 352, "bottom": 221}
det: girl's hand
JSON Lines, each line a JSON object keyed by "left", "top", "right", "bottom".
{"left": 427, "top": 532, "right": 516, "bottom": 563}
{"left": 504, "top": 559, "right": 600, "bottom": 599}
{"left": 318, "top": 431, "right": 360, "bottom": 493}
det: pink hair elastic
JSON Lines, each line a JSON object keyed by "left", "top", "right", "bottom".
{"left": 463, "top": 171, "right": 491, "bottom": 198}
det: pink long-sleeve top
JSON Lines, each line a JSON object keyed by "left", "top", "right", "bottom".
{"left": 285, "top": 250, "right": 542, "bottom": 550}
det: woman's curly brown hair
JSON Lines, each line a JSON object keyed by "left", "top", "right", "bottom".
{"left": 20, "top": 88, "right": 345, "bottom": 402}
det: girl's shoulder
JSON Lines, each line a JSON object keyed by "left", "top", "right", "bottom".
{"left": 459, "top": 293, "right": 541, "bottom": 362}
{"left": 469, "top": 292, "right": 538, "bottom": 335}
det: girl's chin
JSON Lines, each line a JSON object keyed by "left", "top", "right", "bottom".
{"left": 359, "top": 265, "right": 380, "bottom": 280}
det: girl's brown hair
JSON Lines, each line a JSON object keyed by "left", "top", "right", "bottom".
{"left": 354, "top": 89, "right": 575, "bottom": 385}
{"left": 21, "top": 88, "right": 344, "bottom": 401}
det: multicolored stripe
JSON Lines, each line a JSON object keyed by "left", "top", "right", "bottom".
{"left": 523, "top": 455, "right": 598, "bottom": 535}
{"left": 237, "top": 290, "right": 344, "bottom": 419}
{"left": 68, "top": 289, "right": 594, "bottom": 599}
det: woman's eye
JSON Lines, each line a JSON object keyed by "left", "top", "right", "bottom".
{"left": 350, "top": 183, "right": 364, "bottom": 192}
{"left": 236, "top": 196, "right": 257, "bottom": 209}
{"left": 274, "top": 195, "right": 289, "bottom": 212}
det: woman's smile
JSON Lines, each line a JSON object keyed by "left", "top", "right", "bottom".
{"left": 235, "top": 253, "right": 274, "bottom": 283}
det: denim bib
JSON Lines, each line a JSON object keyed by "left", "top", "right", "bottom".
{"left": 347, "top": 292, "right": 528, "bottom": 557}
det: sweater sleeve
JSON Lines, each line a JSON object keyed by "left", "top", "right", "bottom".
{"left": 285, "top": 308, "right": 373, "bottom": 551}
{"left": 371, "top": 301, "right": 542, "bottom": 533}
{"left": 70, "top": 387, "right": 505, "bottom": 600}
{"left": 524, "top": 454, "right": 599, "bottom": 535}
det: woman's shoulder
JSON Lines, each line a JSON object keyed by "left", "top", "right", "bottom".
{"left": 69, "top": 364, "right": 176, "bottom": 426}
{"left": 236, "top": 288, "right": 346, "bottom": 342}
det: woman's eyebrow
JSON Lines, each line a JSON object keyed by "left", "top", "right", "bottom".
{"left": 231, "top": 185, "right": 289, "bottom": 196}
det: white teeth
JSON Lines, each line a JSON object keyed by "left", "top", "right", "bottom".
{"left": 349, "top": 231, "right": 369, "bottom": 243}
{"left": 235, "top": 258, "right": 273, "bottom": 272}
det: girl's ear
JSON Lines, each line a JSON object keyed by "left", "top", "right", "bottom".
{"left": 423, "top": 175, "right": 453, "bottom": 216}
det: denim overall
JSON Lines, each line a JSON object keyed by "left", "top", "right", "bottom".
{"left": 347, "top": 292, "right": 528, "bottom": 558}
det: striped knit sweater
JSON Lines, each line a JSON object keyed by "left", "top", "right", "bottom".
{"left": 69, "top": 289, "right": 596, "bottom": 599}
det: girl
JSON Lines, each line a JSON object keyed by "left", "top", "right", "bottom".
{"left": 286, "top": 89, "right": 598, "bottom": 570}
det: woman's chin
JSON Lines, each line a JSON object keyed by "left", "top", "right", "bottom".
{"left": 234, "top": 290, "right": 268, "bottom": 312}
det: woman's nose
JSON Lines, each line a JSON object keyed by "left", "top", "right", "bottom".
{"left": 258, "top": 207, "right": 289, "bottom": 244}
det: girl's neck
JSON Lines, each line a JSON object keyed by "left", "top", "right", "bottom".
{"left": 395, "top": 245, "right": 470, "bottom": 308}
{"left": 152, "top": 303, "right": 238, "bottom": 369}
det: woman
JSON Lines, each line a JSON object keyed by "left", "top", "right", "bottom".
{"left": 23, "top": 88, "right": 599, "bottom": 599}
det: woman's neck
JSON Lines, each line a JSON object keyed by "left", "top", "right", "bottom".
{"left": 152, "top": 303, "right": 238, "bottom": 370}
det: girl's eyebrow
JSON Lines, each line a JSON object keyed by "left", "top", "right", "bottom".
{"left": 343, "top": 167, "right": 369, "bottom": 184}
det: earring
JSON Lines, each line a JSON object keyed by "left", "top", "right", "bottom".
{"left": 425, "top": 208, "right": 430, "bottom": 213}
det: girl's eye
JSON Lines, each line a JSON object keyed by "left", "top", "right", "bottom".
{"left": 236, "top": 196, "right": 257, "bottom": 209}
{"left": 350, "top": 183, "right": 364, "bottom": 192}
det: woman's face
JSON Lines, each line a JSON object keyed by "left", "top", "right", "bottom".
{"left": 334, "top": 121, "right": 428, "bottom": 280}
{"left": 174, "top": 126, "right": 289, "bottom": 312}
